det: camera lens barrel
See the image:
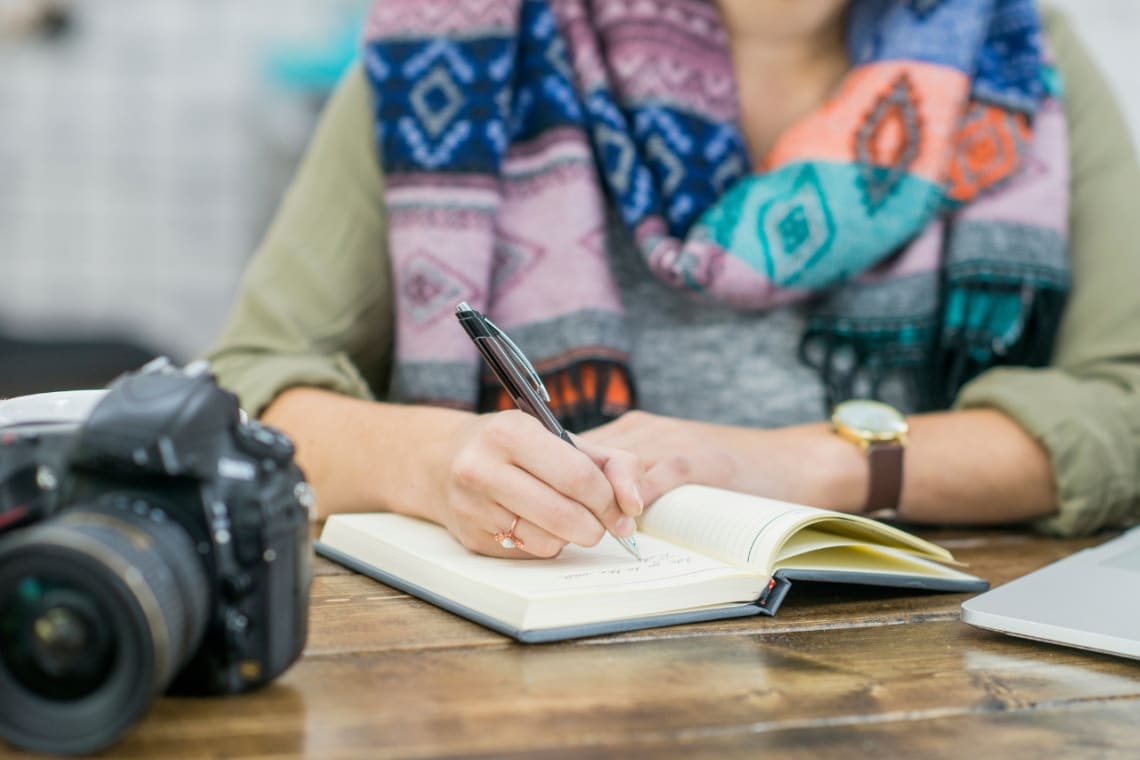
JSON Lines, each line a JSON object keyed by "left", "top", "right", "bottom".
{"left": 0, "top": 501, "right": 209, "bottom": 755}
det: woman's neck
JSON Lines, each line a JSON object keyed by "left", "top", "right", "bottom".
{"left": 716, "top": 0, "right": 851, "bottom": 164}
{"left": 717, "top": 0, "right": 848, "bottom": 55}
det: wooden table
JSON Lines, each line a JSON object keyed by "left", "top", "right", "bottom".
{"left": 4, "top": 528, "right": 1140, "bottom": 759}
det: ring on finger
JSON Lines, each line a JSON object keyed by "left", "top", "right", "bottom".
{"left": 492, "top": 515, "right": 524, "bottom": 550}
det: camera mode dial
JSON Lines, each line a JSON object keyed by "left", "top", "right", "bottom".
{"left": 235, "top": 422, "right": 294, "bottom": 466}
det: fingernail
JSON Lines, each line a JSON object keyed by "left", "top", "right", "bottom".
{"left": 615, "top": 515, "right": 635, "bottom": 537}
{"left": 634, "top": 489, "right": 644, "bottom": 516}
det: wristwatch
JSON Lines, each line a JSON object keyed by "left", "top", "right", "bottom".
{"left": 830, "top": 400, "right": 909, "bottom": 514}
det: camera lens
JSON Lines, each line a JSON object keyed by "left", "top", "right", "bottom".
{"left": 0, "top": 577, "right": 117, "bottom": 701}
{"left": 0, "top": 501, "right": 209, "bottom": 755}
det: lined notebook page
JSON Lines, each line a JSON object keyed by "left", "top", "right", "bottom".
{"left": 638, "top": 485, "right": 954, "bottom": 572}
{"left": 638, "top": 485, "right": 827, "bottom": 574}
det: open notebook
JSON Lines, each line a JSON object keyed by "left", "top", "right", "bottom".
{"left": 317, "top": 484, "right": 987, "bottom": 642}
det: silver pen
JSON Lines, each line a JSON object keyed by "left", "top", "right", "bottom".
{"left": 455, "top": 302, "right": 642, "bottom": 560}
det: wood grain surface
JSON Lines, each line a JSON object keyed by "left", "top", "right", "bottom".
{"left": 3, "top": 528, "right": 1138, "bottom": 759}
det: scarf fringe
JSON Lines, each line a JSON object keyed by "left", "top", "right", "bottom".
{"left": 802, "top": 280, "right": 1067, "bottom": 412}
{"left": 926, "top": 282, "right": 1066, "bottom": 409}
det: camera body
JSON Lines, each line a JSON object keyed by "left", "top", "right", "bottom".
{"left": 0, "top": 360, "right": 313, "bottom": 754}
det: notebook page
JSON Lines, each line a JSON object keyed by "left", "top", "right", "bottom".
{"left": 777, "top": 527, "right": 958, "bottom": 565}
{"left": 320, "top": 513, "right": 754, "bottom": 628}
{"left": 775, "top": 543, "right": 974, "bottom": 580}
{"left": 638, "top": 485, "right": 827, "bottom": 574}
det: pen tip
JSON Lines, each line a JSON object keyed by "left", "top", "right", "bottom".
{"left": 626, "top": 536, "right": 642, "bottom": 561}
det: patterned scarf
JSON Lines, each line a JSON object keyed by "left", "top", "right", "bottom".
{"left": 364, "top": 0, "right": 1069, "bottom": 429}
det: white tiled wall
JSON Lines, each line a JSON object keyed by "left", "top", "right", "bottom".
{"left": 0, "top": 0, "right": 1137, "bottom": 361}
{"left": 0, "top": 0, "right": 355, "bottom": 359}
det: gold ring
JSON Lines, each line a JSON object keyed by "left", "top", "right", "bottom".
{"left": 493, "top": 515, "right": 523, "bottom": 550}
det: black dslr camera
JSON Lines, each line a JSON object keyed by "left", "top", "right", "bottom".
{"left": 0, "top": 360, "right": 313, "bottom": 755}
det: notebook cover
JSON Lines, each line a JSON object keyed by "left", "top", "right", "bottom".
{"left": 774, "top": 568, "right": 989, "bottom": 593}
{"left": 315, "top": 541, "right": 771, "bottom": 643}
{"left": 314, "top": 542, "right": 983, "bottom": 643}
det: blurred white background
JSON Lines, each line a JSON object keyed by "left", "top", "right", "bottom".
{"left": 1050, "top": 0, "right": 1140, "bottom": 138}
{"left": 0, "top": 0, "right": 366, "bottom": 377}
{"left": 0, "top": 0, "right": 1136, "bottom": 391}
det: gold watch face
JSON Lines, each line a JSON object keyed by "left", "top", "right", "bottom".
{"left": 831, "top": 400, "right": 908, "bottom": 441}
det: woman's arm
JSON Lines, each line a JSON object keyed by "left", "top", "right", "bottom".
{"left": 262, "top": 388, "right": 643, "bottom": 558}
{"left": 950, "top": 8, "right": 1140, "bottom": 535}
{"left": 204, "top": 65, "right": 394, "bottom": 415}
{"left": 582, "top": 407, "right": 1055, "bottom": 524}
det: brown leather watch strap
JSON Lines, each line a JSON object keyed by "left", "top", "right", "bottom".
{"left": 865, "top": 441, "right": 904, "bottom": 513}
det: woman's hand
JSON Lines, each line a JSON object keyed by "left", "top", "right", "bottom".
{"left": 431, "top": 410, "right": 645, "bottom": 558}
{"left": 581, "top": 410, "right": 857, "bottom": 508}
{"left": 580, "top": 411, "right": 746, "bottom": 506}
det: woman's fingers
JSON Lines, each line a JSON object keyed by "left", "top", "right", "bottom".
{"left": 469, "top": 505, "right": 568, "bottom": 559}
{"left": 450, "top": 411, "right": 643, "bottom": 550}
{"left": 475, "top": 460, "right": 610, "bottom": 546}
{"left": 503, "top": 422, "right": 642, "bottom": 541}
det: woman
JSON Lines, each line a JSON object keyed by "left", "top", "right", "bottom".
{"left": 206, "top": 0, "right": 1140, "bottom": 558}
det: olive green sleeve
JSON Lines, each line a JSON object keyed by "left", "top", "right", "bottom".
{"left": 203, "top": 64, "right": 395, "bottom": 416}
{"left": 954, "top": 8, "right": 1140, "bottom": 536}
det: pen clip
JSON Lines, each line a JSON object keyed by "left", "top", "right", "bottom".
{"left": 481, "top": 315, "right": 551, "bottom": 403}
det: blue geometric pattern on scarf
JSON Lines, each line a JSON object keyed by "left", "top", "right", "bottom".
{"left": 971, "top": 0, "right": 1044, "bottom": 111}
{"left": 507, "top": 0, "right": 583, "bottom": 142}
{"left": 366, "top": 35, "right": 516, "bottom": 175}
{"left": 848, "top": 0, "right": 1041, "bottom": 113}
{"left": 367, "top": 0, "right": 1041, "bottom": 238}
{"left": 632, "top": 107, "right": 749, "bottom": 235}
{"left": 364, "top": 0, "right": 746, "bottom": 242}
{"left": 846, "top": 0, "right": 994, "bottom": 72}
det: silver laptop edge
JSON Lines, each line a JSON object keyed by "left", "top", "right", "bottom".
{"left": 961, "top": 527, "right": 1140, "bottom": 661}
